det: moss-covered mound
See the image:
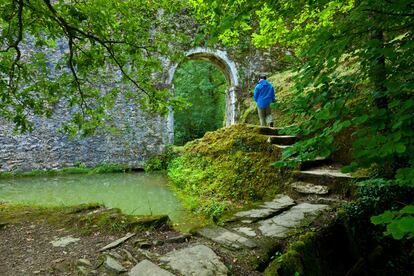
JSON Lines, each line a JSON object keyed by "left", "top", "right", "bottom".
{"left": 168, "top": 124, "right": 289, "bottom": 219}
{"left": 0, "top": 203, "right": 170, "bottom": 235}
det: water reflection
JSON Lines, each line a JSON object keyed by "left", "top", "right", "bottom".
{"left": 0, "top": 172, "right": 199, "bottom": 230}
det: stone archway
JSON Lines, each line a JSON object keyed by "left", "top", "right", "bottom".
{"left": 166, "top": 47, "right": 240, "bottom": 143}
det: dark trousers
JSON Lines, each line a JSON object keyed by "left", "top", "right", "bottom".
{"left": 257, "top": 107, "right": 273, "bottom": 126}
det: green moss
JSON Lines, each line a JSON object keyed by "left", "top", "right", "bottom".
{"left": 168, "top": 124, "right": 290, "bottom": 219}
{"left": 265, "top": 232, "right": 319, "bottom": 276}
{"left": 0, "top": 163, "right": 131, "bottom": 179}
{"left": 0, "top": 203, "right": 170, "bottom": 235}
{"left": 144, "top": 145, "right": 180, "bottom": 172}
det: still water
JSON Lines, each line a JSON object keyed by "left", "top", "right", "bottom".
{"left": 0, "top": 172, "right": 199, "bottom": 230}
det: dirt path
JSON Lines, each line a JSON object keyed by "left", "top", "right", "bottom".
{"left": 0, "top": 205, "right": 259, "bottom": 276}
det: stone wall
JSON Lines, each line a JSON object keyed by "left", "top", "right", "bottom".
{"left": 0, "top": 99, "right": 168, "bottom": 172}
{"left": 0, "top": 24, "right": 282, "bottom": 172}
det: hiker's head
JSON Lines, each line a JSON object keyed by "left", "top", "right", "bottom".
{"left": 259, "top": 75, "right": 267, "bottom": 80}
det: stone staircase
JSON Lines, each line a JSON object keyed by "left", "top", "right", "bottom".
{"left": 98, "top": 126, "right": 356, "bottom": 275}
{"left": 259, "top": 126, "right": 353, "bottom": 198}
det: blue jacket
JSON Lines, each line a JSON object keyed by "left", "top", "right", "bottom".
{"left": 253, "top": 80, "right": 276, "bottom": 109}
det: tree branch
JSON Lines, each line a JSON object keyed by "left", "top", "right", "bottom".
{"left": 68, "top": 37, "right": 88, "bottom": 112}
{"left": 7, "top": 0, "right": 24, "bottom": 94}
{"left": 41, "top": 0, "right": 150, "bottom": 97}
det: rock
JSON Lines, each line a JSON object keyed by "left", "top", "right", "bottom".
{"left": 260, "top": 195, "right": 295, "bottom": 210}
{"left": 233, "top": 227, "right": 257, "bottom": 237}
{"left": 77, "top": 258, "right": 92, "bottom": 267}
{"left": 291, "top": 203, "right": 329, "bottom": 213}
{"left": 50, "top": 236, "right": 80, "bottom": 247}
{"left": 259, "top": 203, "right": 329, "bottom": 237}
{"left": 314, "top": 197, "right": 345, "bottom": 205}
{"left": 104, "top": 256, "right": 127, "bottom": 273}
{"left": 99, "top": 232, "right": 136, "bottom": 252}
{"left": 298, "top": 168, "right": 352, "bottom": 178}
{"left": 233, "top": 208, "right": 280, "bottom": 220}
{"left": 198, "top": 226, "right": 258, "bottom": 249}
{"left": 261, "top": 210, "right": 304, "bottom": 230}
{"left": 160, "top": 244, "right": 228, "bottom": 276}
{"left": 258, "top": 223, "right": 290, "bottom": 238}
{"left": 291, "top": 181, "right": 329, "bottom": 195}
{"left": 233, "top": 195, "right": 295, "bottom": 221}
{"left": 165, "top": 234, "right": 191, "bottom": 244}
{"left": 129, "top": 260, "right": 174, "bottom": 276}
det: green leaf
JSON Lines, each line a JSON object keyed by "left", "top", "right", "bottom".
{"left": 400, "top": 205, "right": 414, "bottom": 215}
{"left": 353, "top": 115, "right": 369, "bottom": 124}
{"left": 371, "top": 211, "right": 395, "bottom": 225}
{"left": 395, "top": 144, "right": 406, "bottom": 154}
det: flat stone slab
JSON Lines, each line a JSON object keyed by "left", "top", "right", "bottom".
{"left": 291, "top": 203, "right": 329, "bottom": 213}
{"left": 233, "top": 227, "right": 257, "bottom": 237}
{"left": 50, "top": 236, "right": 80, "bottom": 247}
{"left": 291, "top": 181, "right": 329, "bottom": 195}
{"left": 198, "top": 226, "right": 258, "bottom": 249}
{"left": 264, "top": 209, "right": 306, "bottom": 228}
{"left": 104, "top": 256, "right": 127, "bottom": 273}
{"left": 160, "top": 244, "right": 228, "bottom": 276}
{"left": 129, "top": 260, "right": 174, "bottom": 276}
{"left": 259, "top": 203, "right": 329, "bottom": 237}
{"left": 299, "top": 168, "right": 352, "bottom": 178}
{"left": 260, "top": 195, "right": 295, "bottom": 210}
{"left": 233, "top": 208, "right": 279, "bottom": 220}
{"left": 259, "top": 224, "right": 290, "bottom": 238}
{"left": 99, "top": 232, "right": 135, "bottom": 252}
{"left": 233, "top": 195, "right": 295, "bottom": 221}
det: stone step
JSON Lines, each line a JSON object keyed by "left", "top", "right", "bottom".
{"left": 294, "top": 166, "right": 353, "bottom": 194}
{"left": 296, "top": 167, "right": 352, "bottom": 179}
{"left": 231, "top": 194, "right": 295, "bottom": 222}
{"left": 273, "top": 144, "right": 291, "bottom": 150}
{"left": 256, "top": 126, "right": 282, "bottom": 135}
{"left": 297, "top": 156, "right": 332, "bottom": 171}
{"left": 197, "top": 226, "right": 258, "bottom": 250}
{"left": 290, "top": 181, "right": 329, "bottom": 195}
{"left": 266, "top": 135, "right": 298, "bottom": 145}
{"left": 258, "top": 203, "right": 329, "bottom": 238}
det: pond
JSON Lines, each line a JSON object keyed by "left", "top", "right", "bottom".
{"left": 0, "top": 172, "right": 200, "bottom": 231}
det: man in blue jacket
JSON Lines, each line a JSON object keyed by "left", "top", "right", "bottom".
{"left": 253, "top": 75, "right": 276, "bottom": 127}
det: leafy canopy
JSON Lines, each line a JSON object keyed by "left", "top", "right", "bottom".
{"left": 190, "top": 0, "right": 414, "bottom": 239}
{"left": 0, "top": 0, "right": 189, "bottom": 136}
